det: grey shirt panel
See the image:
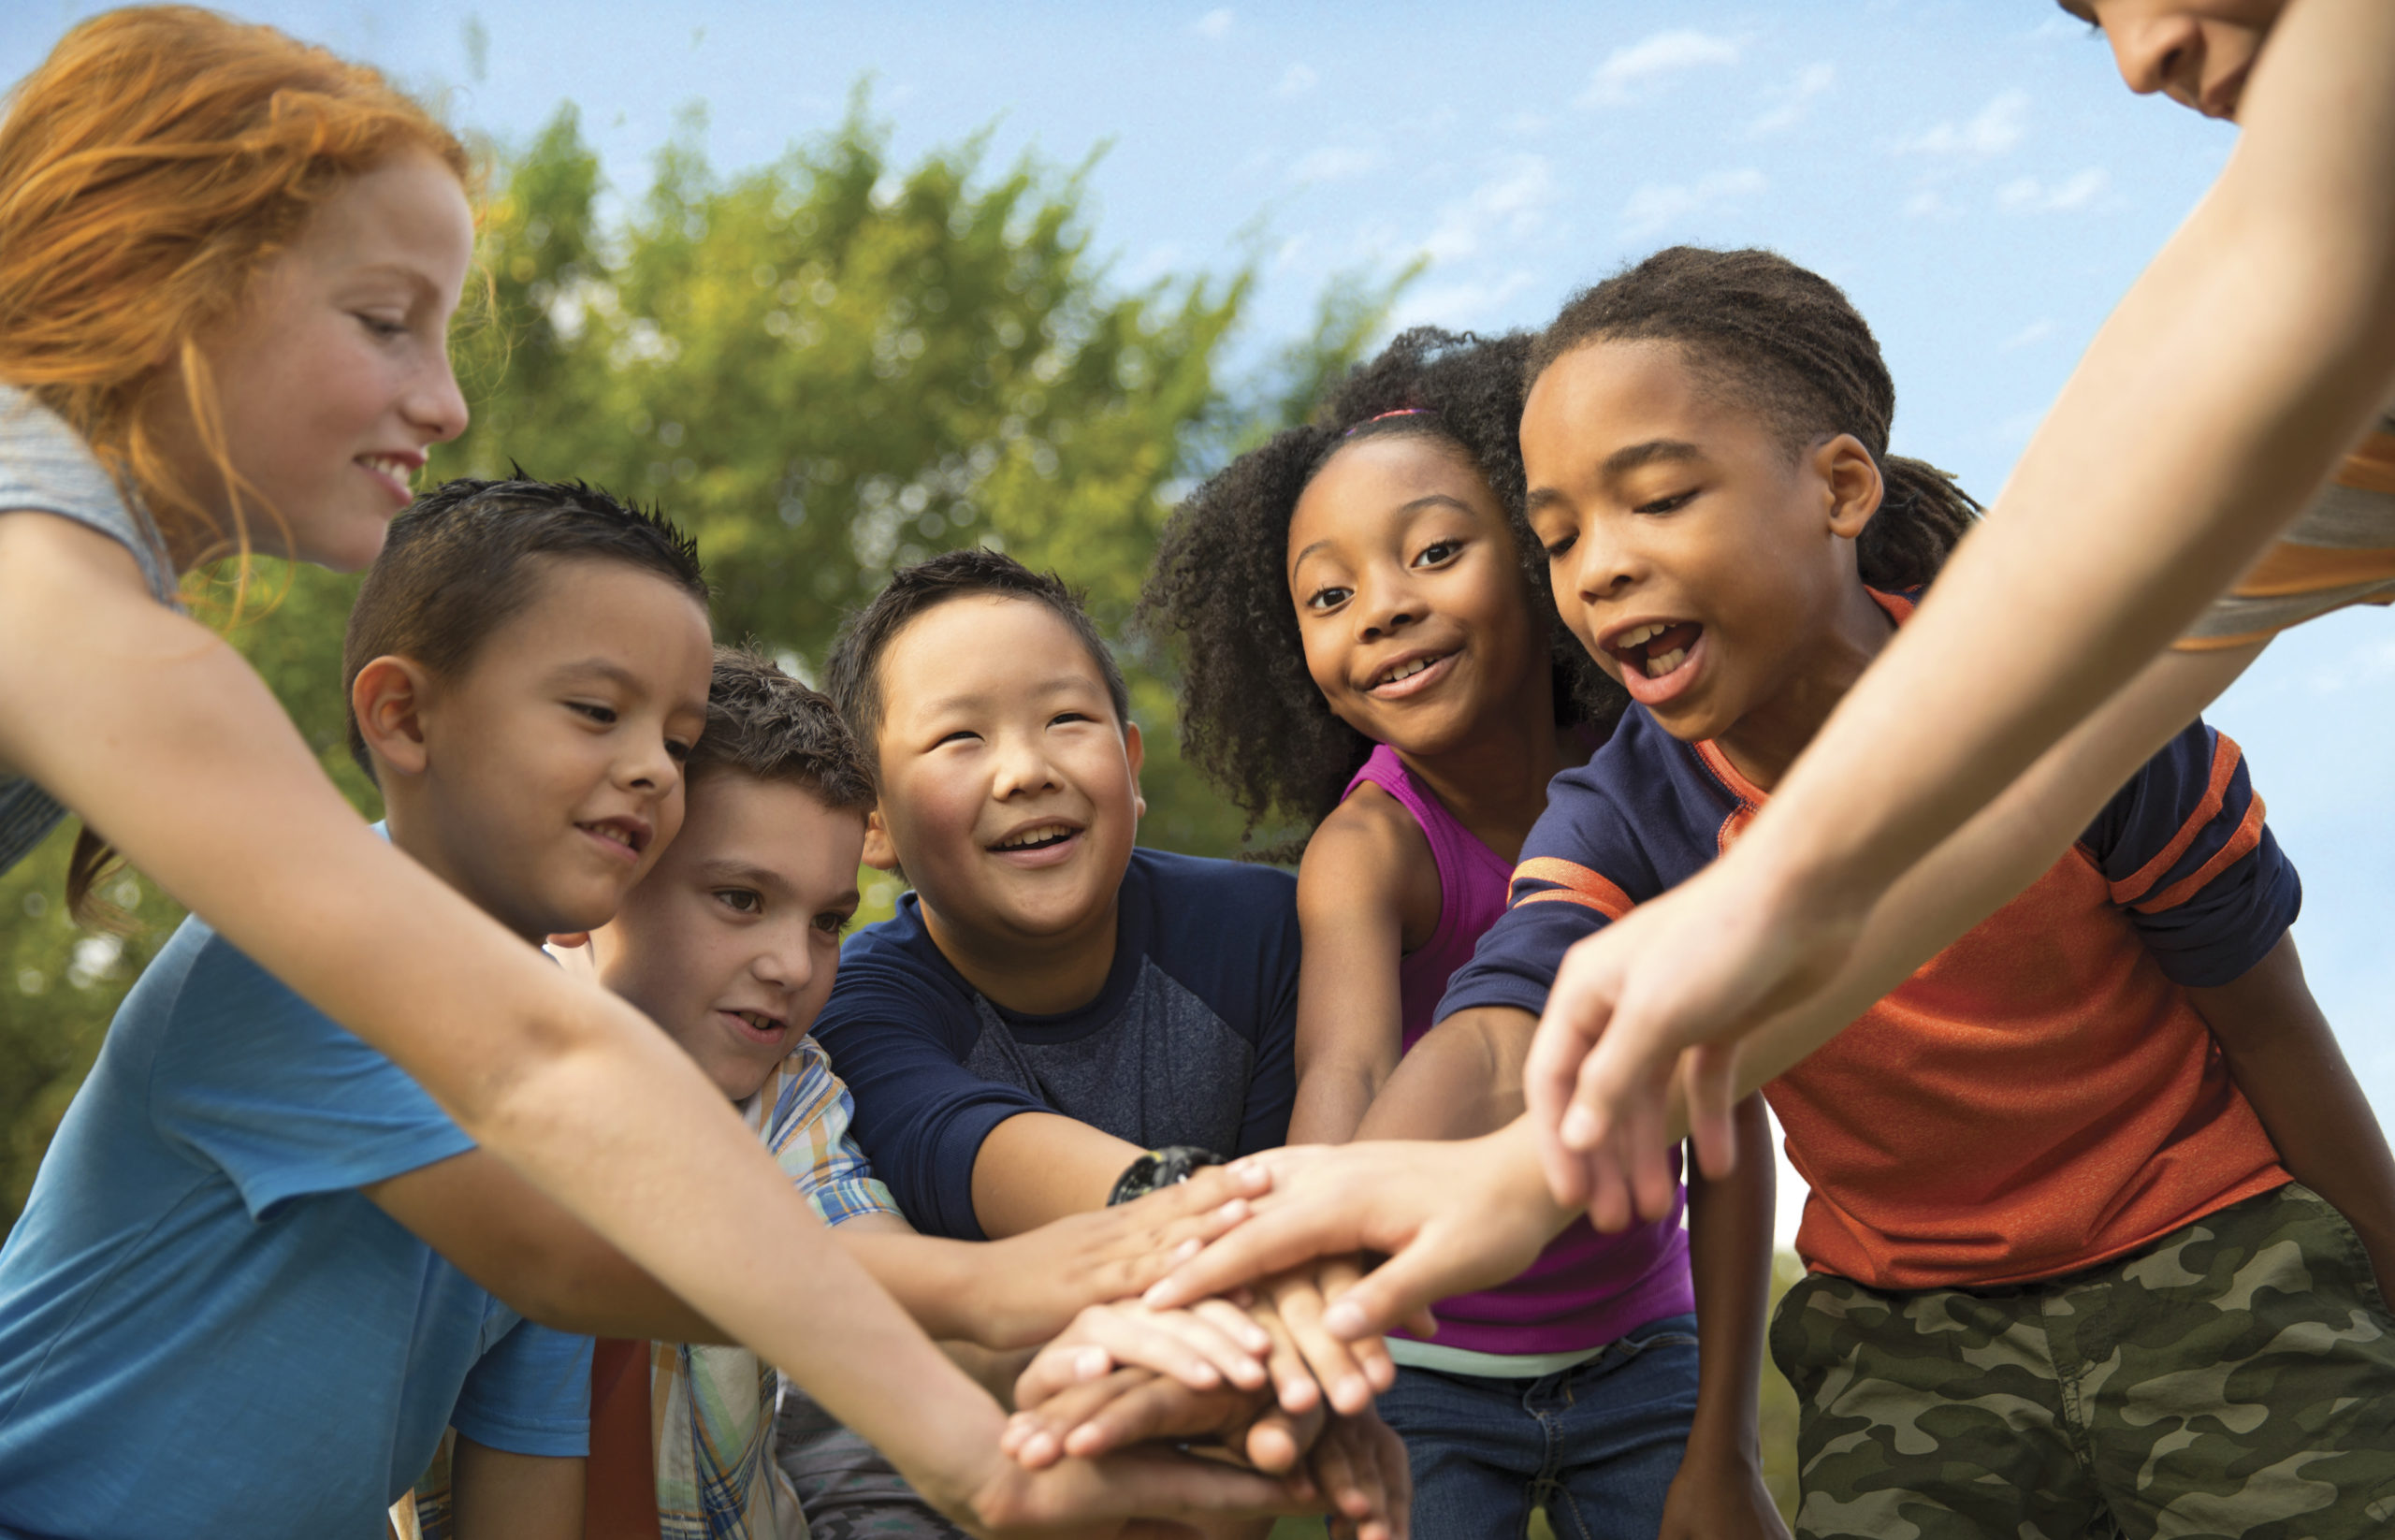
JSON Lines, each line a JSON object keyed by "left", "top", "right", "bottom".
{"left": 960, "top": 958, "right": 1255, "bottom": 1155}
{"left": 0, "top": 385, "right": 181, "bottom": 878}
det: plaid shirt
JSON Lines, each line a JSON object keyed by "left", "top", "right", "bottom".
{"left": 400, "top": 1035, "right": 901, "bottom": 1540}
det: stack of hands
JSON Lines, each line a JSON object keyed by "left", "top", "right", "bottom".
{"left": 1004, "top": 1258, "right": 1409, "bottom": 1540}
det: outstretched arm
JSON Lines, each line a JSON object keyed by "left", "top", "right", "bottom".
{"left": 2188, "top": 933, "right": 2395, "bottom": 1294}
{"left": 1523, "top": 0, "right": 2395, "bottom": 1202}
{"left": 0, "top": 519, "right": 1306, "bottom": 1534}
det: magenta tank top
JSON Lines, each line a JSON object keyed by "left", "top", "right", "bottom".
{"left": 1343, "top": 744, "right": 1692, "bottom": 1357}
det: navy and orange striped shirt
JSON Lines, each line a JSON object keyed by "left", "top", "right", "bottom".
{"left": 1440, "top": 595, "right": 2301, "bottom": 1291}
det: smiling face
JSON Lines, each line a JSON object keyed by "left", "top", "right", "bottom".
{"left": 370, "top": 557, "right": 715, "bottom": 941}
{"left": 2061, "top": 0, "right": 2284, "bottom": 119}
{"left": 592, "top": 772, "right": 864, "bottom": 1101}
{"left": 1286, "top": 433, "right": 1548, "bottom": 760}
{"left": 1520, "top": 338, "right": 1884, "bottom": 755}
{"left": 164, "top": 148, "right": 474, "bottom": 571}
{"left": 864, "top": 594, "right": 1144, "bottom": 954}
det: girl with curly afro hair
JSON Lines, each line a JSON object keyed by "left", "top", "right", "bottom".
{"left": 1143, "top": 327, "right": 1747, "bottom": 1538}
{"left": 1141, "top": 326, "right": 1621, "bottom": 1143}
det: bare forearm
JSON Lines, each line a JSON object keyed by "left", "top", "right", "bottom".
{"left": 1682, "top": 1097, "right": 1776, "bottom": 1456}
{"left": 971, "top": 1112, "right": 1143, "bottom": 1237}
{"left": 2191, "top": 936, "right": 2395, "bottom": 1289}
{"left": 1287, "top": 1063, "right": 1386, "bottom": 1147}
{"left": 452, "top": 1439, "right": 582, "bottom": 1540}
{"left": 1357, "top": 1008, "right": 1536, "bottom": 1141}
{"left": 1728, "top": 0, "right": 2395, "bottom": 915}
{"left": 842, "top": 1229, "right": 997, "bottom": 1344}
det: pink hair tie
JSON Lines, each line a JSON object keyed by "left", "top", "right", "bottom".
{"left": 1344, "top": 407, "right": 1433, "bottom": 437}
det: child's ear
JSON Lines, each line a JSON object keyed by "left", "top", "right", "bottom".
{"left": 351, "top": 655, "right": 435, "bottom": 779}
{"left": 1124, "top": 720, "right": 1147, "bottom": 821}
{"left": 1818, "top": 433, "right": 1886, "bottom": 541}
{"left": 861, "top": 804, "right": 901, "bottom": 872}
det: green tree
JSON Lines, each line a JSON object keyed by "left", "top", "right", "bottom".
{"left": 0, "top": 94, "right": 1398, "bottom": 1230}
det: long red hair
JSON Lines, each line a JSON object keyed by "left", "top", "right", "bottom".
{"left": 0, "top": 7, "right": 472, "bottom": 918}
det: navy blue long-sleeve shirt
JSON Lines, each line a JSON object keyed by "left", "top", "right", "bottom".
{"left": 815, "top": 848, "right": 1299, "bottom": 1240}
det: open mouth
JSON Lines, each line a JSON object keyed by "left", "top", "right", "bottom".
{"left": 577, "top": 818, "right": 649, "bottom": 863}
{"left": 1366, "top": 650, "right": 1457, "bottom": 698}
{"left": 1604, "top": 619, "right": 1704, "bottom": 680}
{"left": 722, "top": 1008, "right": 789, "bottom": 1044}
{"left": 990, "top": 821, "right": 1079, "bottom": 854}
{"left": 356, "top": 452, "right": 423, "bottom": 504}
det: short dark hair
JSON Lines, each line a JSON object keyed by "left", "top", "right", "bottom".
{"left": 342, "top": 475, "right": 709, "bottom": 778}
{"left": 690, "top": 647, "right": 875, "bottom": 812}
{"left": 1528, "top": 247, "right": 1981, "bottom": 592}
{"left": 824, "top": 547, "right": 1131, "bottom": 763}
{"left": 1138, "top": 327, "right": 1623, "bottom": 841}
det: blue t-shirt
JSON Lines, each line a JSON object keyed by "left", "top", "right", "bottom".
{"left": 0, "top": 915, "right": 591, "bottom": 1540}
{"left": 816, "top": 848, "right": 1299, "bottom": 1240}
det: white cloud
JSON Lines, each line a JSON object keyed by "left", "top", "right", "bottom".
{"left": 1287, "top": 144, "right": 1386, "bottom": 184}
{"left": 1193, "top": 7, "right": 1233, "bottom": 40}
{"left": 2306, "top": 636, "right": 2395, "bottom": 695}
{"left": 2000, "top": 318, "right": 2055, "bottom": 351}
{"left": 1998, "top": 167, "right": 2111, "bottom": 211}
{"left": 1390, "top": 269, "right": 1540, "bottom": 329}
{"left": 1420, "top": 156, "right": 1558, "bottom": 263}
{"left": 1621, "top": 167, "right": 1765, "bottom": 239}
{"left": 1276, "top": 63, "right": 1317, "bottom": 97}
{"left": 1897, "top": 89, "right": 2030, "bottom": 158}
{"left": 1579, "top": 28, "right": 1746, "bottom": 107}
{"left": 1744, "top": 62, "right": 1836, "bottom": 138}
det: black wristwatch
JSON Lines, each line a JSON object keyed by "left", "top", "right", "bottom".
{"left": 1107, "top": 1145, "right": 1225, "bottom": 1206}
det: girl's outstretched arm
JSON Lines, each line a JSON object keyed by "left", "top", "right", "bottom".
{"left": 1660, "top": 1096, "right": 1788, "bottom": 1540}
{"left": 1287, "top": 792, "right": 1423, "bottom": 1145}
{"left": 0, "top": 514, "right": 1303, "bottom": 1535}
{"left": 1528, "top": 0, "right": 2395, "bottom": 1207}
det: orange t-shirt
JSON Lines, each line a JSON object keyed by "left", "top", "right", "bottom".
{"left": 1446, "top": 589, "right": 2297, "bottom": 1291}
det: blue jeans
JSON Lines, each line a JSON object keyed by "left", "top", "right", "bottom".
{"left": 1375, "top": 1313, "right": 1701, "bottom": 1540}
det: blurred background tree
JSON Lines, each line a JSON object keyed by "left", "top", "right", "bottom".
{"left": 0, "top": 94, "right": 1400, "bottom": 1228}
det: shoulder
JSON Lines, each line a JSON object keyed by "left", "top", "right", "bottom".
{"left": 817, "top": 903, "right": 976, "bottom": 1040}
{"left": 1129, "top": 846, "right": 1296, "bottom": 908}
{"left": 1126, "top": 848, "right": 1300, "bottom": 985}
{"left": 0, "top": 388, "right": 173, "bottom": 601}
{"left": 1299, "top": 786, "right": 1437, "bottom": 926}
{"left": 1305, "top": 787, "right": 1430, "bottom": 884}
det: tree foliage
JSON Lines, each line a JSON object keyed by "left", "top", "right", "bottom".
{"left": 0, "top": 96, "right": 1400, "bottom": 1228}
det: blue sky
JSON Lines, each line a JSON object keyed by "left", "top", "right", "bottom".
{"left": 7, "top": 3, "right": 2388, "bottom": 1238}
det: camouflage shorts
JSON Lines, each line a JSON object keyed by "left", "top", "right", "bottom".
{"left": 1770, "top": 1183, "right": 2395, "bottom": 1540}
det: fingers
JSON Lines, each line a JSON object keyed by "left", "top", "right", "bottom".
{"left": 1243, "top": 1287, "right": 1322, "bottom": 1417}
{"left": 1003, "top": 1368, "right": 1151, "bottom": 1470}
{"left": 1013, "top": 1302, "right": 1270, "bottom": 1410}
{"left": 1682, "top": 1041, "right": 1745, "bottom": 1182}
{"left": 1237, "top": 1402, "right": 1319, "bottom": 1475}
{"left": 1261, "top": 1266, "right": 1376, "bottom": 1416}
{"left": 1311, "top": 1414, "right": 1411, "bottom": 1540}
{"left": 1317, "top": 1245, "right": 1450, "bottom": 1345}
{"left": 1314, "top": 1257, "right": 1398, "bottom": 1394}
{"left": 1144, "top": 1202, "right": 1363, "bottom": 1312}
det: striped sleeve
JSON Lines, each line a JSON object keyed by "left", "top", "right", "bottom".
{"left": 756, "top": 1038, "right": 903, "bottom": 1226}
{"left": 2081, "top": 720, "right": 2301, "bottom": 988}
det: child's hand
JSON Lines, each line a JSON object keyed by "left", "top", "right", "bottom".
{"left": 972, "top": 1164, "right": 1272, "bottom": 1348}
{"left": 1304, "top": 1409, "right": 1413, "bottom": 1540}
{"left": 1243, "top": 1257, "right": 1396, "bottom": 1417}
{"left": 1003, "top": 1365, "right": 1320, "bottom": 1475}
{"left": 1144, "top": 1129, "right": 1566, "bottom": 1344}
{"left": 1657, "top": 1440, "right": 1790, "bottom": 1540}
{"left": 1011, "top": 1300, "right": 1274, "bottom": 1407}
